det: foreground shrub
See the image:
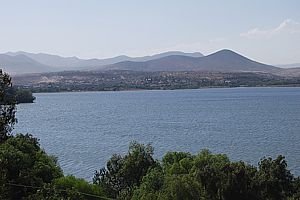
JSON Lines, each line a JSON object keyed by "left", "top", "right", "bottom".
{"left": 28, "top": 176, "right": 107, "bottom": 200}
{"left": 93, "top": 141, "right": 157, "bottom": 199}
{"left": 0, "top": 134, "right": 63, "bottom": 199}
{"left": 132, "top": 149, "right": 298, "bottom": 200}
{"left": 54, "top": 176, "right": 107, "bottom": 199}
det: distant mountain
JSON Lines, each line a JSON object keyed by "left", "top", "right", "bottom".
{"left": 5, "top": 49, "right": 300, "bottom": 78}
{"left": 5, "top": 51, "right": 131, "bottom": 69}
{"left": 131, "top": 51, "right": 203, "bottom": 61}
{"left": 103, "top": 49, "right": 279, "bottom": 72}
{"left": 276, "top": 63, "right": 300, "bottom": 68}
{"left": 274, "top": 67, "right": 300, "bottom": 77}
{"left": 5, "top": 51, "right": 204, "bottom": 71}
{"left": 0, "top": 54, "right": 53, "bottom": 75}
{"left": 5, "top": 50, "right": 296, "bottom": 75}
{"left": 5, "top": 51, "right": 82, "bottom": 69}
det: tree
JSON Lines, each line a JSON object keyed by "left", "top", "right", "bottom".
{"left": 0, "top": 70, "right": 17, "bottom": 142}
{"left": 132, "top": 167, "right": 205, "bottom": 200}
{"left": 162, "top": 152, "right": 194, "bottom": 175}
{"left": 15, "top": 88, "right": 36, "bottom": 103}
{"left": 29, "top": 176, "right": 107, "bottom": 200}
{"left": 192, "top": 150, "right": 230, "bottom": 200}
{"left": 93, "top": 141, "right": 157, "bottom": 199}
{"left": 0, "top": 134, "right": 63, "bottom": 199}
{"left": 291, "top": 177, "right": 300, "bottom": 200}
{"left": 131, "top": 167, "right": 165, "bottom": 200}
{"left": 221, "top": 162, "right": 259, "bottom": 200}
{"left": 161, "top": 175, "right": 204, "bottom": 200}
{"left": 256, "top": 155, "right": 294, "bottom": 200}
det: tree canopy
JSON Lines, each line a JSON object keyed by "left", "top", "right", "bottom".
{"left": 93, "top": 141, "right": 157, "bottom": 198}
{"left": 0, "top": 134, "right": 63, "bottom": 199}
{"left": 0, "top": 70, "right": 17, "bottom": 142}
{"left": 132, "top": 150, "right": 299, "bottom": 200}
{"left": 15, "top": 89, "right": 36, "bottom": 104}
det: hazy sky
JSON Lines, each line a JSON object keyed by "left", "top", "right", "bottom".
{"left": 1, "top": 0, "right": 300, "bottom": 64}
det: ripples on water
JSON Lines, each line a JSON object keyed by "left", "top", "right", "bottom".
{"left": 14, "top": 87, "right": 300, "bottom": 180}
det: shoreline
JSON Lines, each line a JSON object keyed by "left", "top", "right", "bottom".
{"left": 31, "top": 84, "right": 300, "bottom": 94}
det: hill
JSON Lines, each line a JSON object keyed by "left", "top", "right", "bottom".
{"left": 277, "top": 63, "right": 300, "bottom": 68}
{"left": 274, "top": 67, "right": 300, "bottom": 77}
{"left": 6, "top": 51, "right": 82, "bottom": 69}
{"left": 103, "top": 49, "right": 279, "bottom": 72}
{"left": 0, "top": 54, "right": 53, "bottom": 75}
{"left": 5, "top": 50, "right": 299, "bottom": 75}
{"left": 5, "top": 51, "right": 204, "bottom": 72}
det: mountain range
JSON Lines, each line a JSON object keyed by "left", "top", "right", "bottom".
{"left": 3, "top": 51, "right": 203, "bottom": 74}
{"left": 1, "top": 49, "right": 299, "bottom": 76}
{"left": 0, "top": 54, "right": 53, "bottom": 74}
{"left": 104, "top": 49, "right": 278, "bottom": 72}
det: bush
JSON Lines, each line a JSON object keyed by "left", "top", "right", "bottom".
{"left": 54, "top": 176, "right": 107, "bottom": 200}
{"left": 93, "top": 141, "right": 157, "bottom": 199}
{"left": 132, "top": 149, "right": 298, "bottom": 200}
{"left": 15, "top": 89, "right": 36, "bottom": 103}
{"left": 0, "top": 134, "right": 63, "bottom": 199}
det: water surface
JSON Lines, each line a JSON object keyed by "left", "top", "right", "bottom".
{"left": 14, "top": 87, "right": 300, "bottom": 180}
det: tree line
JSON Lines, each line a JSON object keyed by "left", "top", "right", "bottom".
{"left": 0, "top": 71, "right": 300, "bottom": 199}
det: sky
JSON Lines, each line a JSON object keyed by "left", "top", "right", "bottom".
{"left": 0, "top": 0, "right": 300, "bottom": 65}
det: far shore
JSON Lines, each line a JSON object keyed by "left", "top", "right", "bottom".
{"left": 30, "top": 84, "right": 300, "bottom": 94}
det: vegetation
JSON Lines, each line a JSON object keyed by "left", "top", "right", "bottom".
{"left": 92, "top": 148, "right": 300, "bottom": 200}
{"left": 0, "top": 70, "right": 300, "bottom": 199}
{"left": 0, "top": 134, "right": 63, "bottom": 199}
{"left": 0, "top": 71, "right": 17, "bottom": 142}
{"left": 29, "top": 176, "right": 107, "bottom": 200}
{"left": 131, "top": 151, "right": 299, "bottom": 200}
{"left": 15, "top": 88, "right": 36, "bottom": 103}
{"left": 2, "top": 135, "right": 300, "bottom": 200}
{"left": 14, "top": 70, "right": 300, "bottom": 93}
{"left": 93, "top": 142, "right": 157, "bottom": 199}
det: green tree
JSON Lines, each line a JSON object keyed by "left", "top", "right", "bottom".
{"left": 93, "top": 141, "right": 157, "bottom": 199}
{"left": 160, "top": 175, "right": 204, "bottom": 200}
{"left": 15, "top": 89, "right": 36, "bottom": 103}
{"left": 192, "top": 150, "right": 230, "bottom": 199}
{"left": 291, "top": 177, "right": 300, "bottom": 200}
{"left": 131, "top": 167, "right": 165, "bottom": 200}
{"left": 54, "top": 175, "right": 107, "bottom": 200}
{"left": 0, "top": 70, "right": 17, "bottom": 142}
{"left": 221, "top": 162, "right": 259, "bottom": 200}
{"left": 0, "top": 134, "right": 63, "bottom": 199}
{"left": 29, "top": 176, "right": 108, "bottom": 200}
{"left": 162, "top": 152, "right": 194, "bottom": 175}
{"left": 256, "top": 155, "right": 294, "bottom": 200}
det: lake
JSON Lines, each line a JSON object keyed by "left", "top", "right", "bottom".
{"left": 14, "top": 87, "right": 300, "bottom": 180}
